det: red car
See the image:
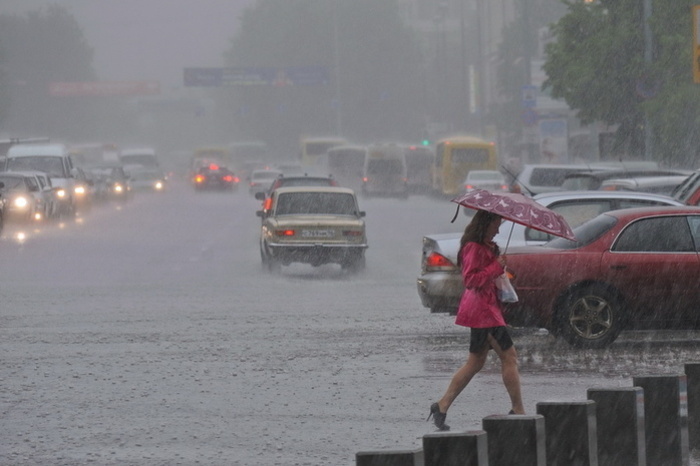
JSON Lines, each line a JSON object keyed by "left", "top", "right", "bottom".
{"left": 504, "top": 206, "right": 700, "bottom": 348}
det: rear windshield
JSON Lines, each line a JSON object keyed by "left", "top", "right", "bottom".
{"left": 275, "top": 192, "right": 357, "bottom": 216}
{"left": 546, "top": 213, "right": 618, "bottom": 250}
{"left": 529, "top": 168, "right": 587, "bottom": 187}
{"left": 366, "top": 159, "right": 404, "bottom": 175}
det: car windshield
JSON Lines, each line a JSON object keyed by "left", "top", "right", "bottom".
{"left": 545, "top": 213, "right": 618, "bottom": 250}
{"left": 275, "top": 192, "right": 357, "bottom": 216}
{"left": 6, "top": 156, "right": 66, "bottom": 177}
{"left": 0, "top": 176, "right": 25, "bottom": 190}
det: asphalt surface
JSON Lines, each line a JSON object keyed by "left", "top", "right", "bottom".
{"left": 1, "top": 181, "right": 700, "bottom": 465}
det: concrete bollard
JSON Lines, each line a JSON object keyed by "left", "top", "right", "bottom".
{"left": 685, "top": 362, "right": 700, "bottom": 450}
{"left": 632, "top": 375, "right": 689, "bottom": 466}
{"left": 482, "top": 414, "right": 546, "bottom": 465}
{"left": 587, "top": 387, "right": 646, "bottom": 466}
{"left": 536, "top": 400, "right": 598, "bottom": 465}
{"left": 355, "top": 448, "right": 423, "bottom": 466}
{"left": 423, "top": 430, "right": 488, "bottom": 466}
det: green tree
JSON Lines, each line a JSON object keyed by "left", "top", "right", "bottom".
{"left": 0, "top": 5, "right": 97, "bottom": 138}
{"left": 222, "top": 0, "right": 425, "bottom": 152}
{"left": 543, "top": 0, "right": 700, "bottom": 165}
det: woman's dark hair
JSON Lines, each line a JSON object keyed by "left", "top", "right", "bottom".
{"left": 458, "top": 210, "right": 501, "bottom": 266}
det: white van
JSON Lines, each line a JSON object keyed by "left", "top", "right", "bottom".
{"left": 5, "top": 143, "right": 78, "bottom": 217}
{"left": 361, "top": 144, "right": 408, "bottom": 198}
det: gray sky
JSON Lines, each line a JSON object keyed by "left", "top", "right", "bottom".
{"left": 10, "top": 0, "right": 256, "bottom": 90}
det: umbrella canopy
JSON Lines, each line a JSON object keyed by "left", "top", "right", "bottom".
{"left": 451, "top": 189, "right": 576, "bottom": 242}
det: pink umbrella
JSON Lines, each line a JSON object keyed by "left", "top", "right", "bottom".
{"left": 451, "top": 189, "right": 577, "bottom": 243}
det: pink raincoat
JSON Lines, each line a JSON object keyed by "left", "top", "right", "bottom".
{"left": 454, "top": 242, "right": 505, "bottom": 328}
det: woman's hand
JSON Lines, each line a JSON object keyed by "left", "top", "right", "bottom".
{"left": 497, "top": 255, "right": 507, "bottom": 267}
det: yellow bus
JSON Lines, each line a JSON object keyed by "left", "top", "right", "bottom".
{"left": 432, "top": 136, "right": 498, "bottom": 196}
{"left": 299, "top": 136, "right": 347, "bottom": 169}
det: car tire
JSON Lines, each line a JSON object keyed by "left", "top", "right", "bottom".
{"left": 556, "top": 284, "right": 625, "bottom": 348}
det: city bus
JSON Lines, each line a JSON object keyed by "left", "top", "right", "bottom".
{"left": 299, "top": 136, "right": 347, "bottom": 170}
{"left": 322, "top": 144, "right": 366, "bottom": 191}
{"left": 432, "top": 136, "right": 498, "bottom": 196}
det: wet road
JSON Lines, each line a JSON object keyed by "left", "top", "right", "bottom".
{"left": 1, "top": 180, "right": 699, "bottom": 465}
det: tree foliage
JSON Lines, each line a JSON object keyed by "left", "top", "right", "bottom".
{"left": 544, "top": 0, "right": 700, "bottom": 165}
{"left": 0, "top": 5, "right": 96, "bottom": 137}
{"left": 223, "top": 0, "right": 425, "bottom": 151}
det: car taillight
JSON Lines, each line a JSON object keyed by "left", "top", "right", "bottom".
{"left": 223, "top": 175, "right": 233, "bottom": 182}
{"left": 233, "top": 176, "right": 240, "bottom": 183}
{"left": 500, "top": 185, "right": 509, "bottom": 191}
{"left": 343, "top": 230, "right": 362, "bottom": 236}
{"left": 465, "top": 184, "right": 474, "bottom": 190}
{"left": 275, "top": 229, "right": 295, "bottom": 236}
{"left": 195, "top": 175, "right": 205, "bottom": 183}
{"left": 362, "top": 177, "right": 369, "bottom": 183}
{"left": 425, "top": 251, "right": 456, "bottom": 271}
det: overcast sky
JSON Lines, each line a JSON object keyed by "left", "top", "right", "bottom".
{"left": 9, "top": 0, "right": 256, "bottom": 90}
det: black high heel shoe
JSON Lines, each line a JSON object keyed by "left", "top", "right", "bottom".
{"left": 427, "top": 402, "right": 450, "bottom": 431}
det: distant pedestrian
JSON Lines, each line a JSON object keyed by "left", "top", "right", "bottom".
{"left": 427, "top": 209, "right": 524, "bottom": 431}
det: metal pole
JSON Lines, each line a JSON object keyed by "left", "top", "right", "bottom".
{"left": 643, "top": 0, "right": 652, "bottom": 161}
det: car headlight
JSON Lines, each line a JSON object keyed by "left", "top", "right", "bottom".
{"left": 113, "top": 184, "right": 123, "bottom": 193}
{"left": 154, "top": 181, "right": 164, "bottom": 190}
{"left": 74, "top": 185, "right": 86, "bottom": 195}
{"left": 56, "top": 189, "right": 67, "bottom": 198}
{"left": 14, "top": 196, "right": 29, "bottom": 208}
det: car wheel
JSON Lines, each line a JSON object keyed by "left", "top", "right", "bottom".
{"left": 556, "top": 284, "right": 625, "bottom": 348}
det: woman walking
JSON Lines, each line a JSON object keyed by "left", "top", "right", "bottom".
{"left": 428, "top": 209, "right": 525, "bottom": 431}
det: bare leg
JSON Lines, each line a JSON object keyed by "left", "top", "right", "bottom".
{"left": 437, "top": 347, "right": 489, "bottom": 413}
{"left": 488, "top": 334, "right": 525, "bottom": 414}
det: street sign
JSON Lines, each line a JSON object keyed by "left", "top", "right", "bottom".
{"left": 522, "top": 85, "right": 537, "bottom": 108}
{"left": 49, "top": 81, "right": 160, "bottom": 97}
{"left": 183, "top": 66, "right": 329, "bottom": 87}
{"left": 693, "top": 6, "right": 700, "bottom": 84}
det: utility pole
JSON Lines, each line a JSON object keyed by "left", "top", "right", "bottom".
{"left": 642, "top": 0, "right": 653, "bottom": 161}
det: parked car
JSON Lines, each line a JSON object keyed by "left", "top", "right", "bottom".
{"left": 561, "top": 168, "right": 691, "bottom": 191}
{"left": 248, "top": 169, "right": 282, "bottom": 196}
{"left": 257, "top": 186, "right": 367, "bottom": 272}
{"left": 192, "top": 163, "right": 239, "bottom": 191}
{"left": 599, "top": 175, "right": 688, "bottom": 195}
{"left": 0, "top": 171, "right": 52, "bottom": 222}
{"left": 416, "top": 191, "right": 685, "bottom": 315}
{"left": 504, "top": 206, "right": 700, "bottom": 348}
{"left": 510, "top": 164, "right": 600, "bottom": 196}
{"left": 462, "top": 170, "right": 508, "bottom": 192}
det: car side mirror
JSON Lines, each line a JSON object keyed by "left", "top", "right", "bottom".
{"left": 256, "top": 210, "right": 263, "bottom": 217}
{"left": 359, "top": 211, "right": 366, "bottom": 217}
{"left": 255, "top": 192, "right": 266, "bottom": 201}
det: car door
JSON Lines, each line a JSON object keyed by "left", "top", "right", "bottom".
{"left": 602, "top": 215, "right": 700, "bottom": 326}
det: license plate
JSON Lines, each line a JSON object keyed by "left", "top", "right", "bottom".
{"left": 301, "top": 229, "right": 334, "bottom": 238}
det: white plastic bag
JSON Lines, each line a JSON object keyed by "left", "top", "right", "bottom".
{"left": 495, "top": 272, "right": 518, "bottom": 303}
